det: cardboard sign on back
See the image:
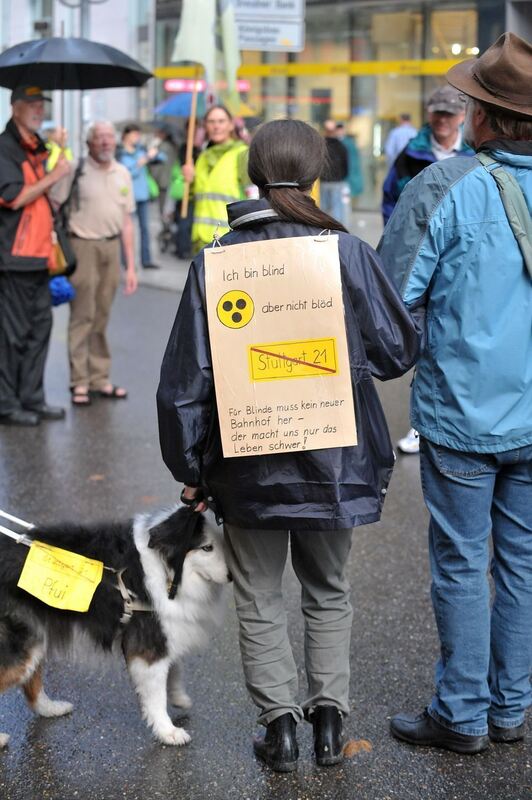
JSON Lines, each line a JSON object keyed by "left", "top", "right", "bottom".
{"left": 205, "top": 234, "right": 357, "bottom": 458}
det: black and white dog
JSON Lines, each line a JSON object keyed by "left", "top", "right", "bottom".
{"left": 0, "top": 505, "right": 230, "bottom": 748}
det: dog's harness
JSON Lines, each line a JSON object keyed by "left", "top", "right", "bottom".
{"left": 113, "top": 568, "right": 151, "bottom": 624}
{"left": 0, "top": 509, "right": 152, "bottom": 625}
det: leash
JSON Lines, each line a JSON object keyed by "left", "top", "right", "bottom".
{"left": 0, "top": 509, "right": 152, "bottom": 624}
{"left": 0, "top": 509, "right": 35, "bottom": 545}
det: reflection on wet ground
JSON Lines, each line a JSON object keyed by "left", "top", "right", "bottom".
{"left": 0, "top": 289, "right": 529, "bottom": 800}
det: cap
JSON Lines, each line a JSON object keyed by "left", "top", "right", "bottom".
{"left": 426, "top": 85, "right": 465, "bottom": 115}
{"left": 11, "top": 85, "right": 51, "bottom": 104}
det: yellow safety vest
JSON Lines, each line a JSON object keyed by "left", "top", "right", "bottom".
{"left": 45, "top": 141, "right": 73, "bottom": 171}
{"left": 192, "top": 142, "right": 248, "bottom": 251}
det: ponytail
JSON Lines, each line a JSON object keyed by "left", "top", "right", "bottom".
{"left": 266, "top": 186, "right": 347, "bottom": 233}
{"left": 248, "top": 119, "right": 348, "bottom": 233}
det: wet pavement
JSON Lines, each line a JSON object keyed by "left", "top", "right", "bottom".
{"left": 0, "top": 221, "right": 530, "bottom": 799}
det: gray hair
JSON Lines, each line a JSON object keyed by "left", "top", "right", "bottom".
{"left": 85, "top": 120, "right": 117, "bottom": 143}
{"left": 475, "top": 99, "right": 532, "bottom": 140}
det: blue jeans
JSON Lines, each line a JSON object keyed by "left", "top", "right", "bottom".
{"left": 320, "top": 182, "right": 349, "bottom": 230}
{"left": 136, "top": 200, "right": 152, "bottom": 267}
{"left": 420, "top": 438, "right": 532, "bottom": 736}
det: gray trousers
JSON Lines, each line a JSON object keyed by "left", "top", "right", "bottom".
{"left": 223, "top": 525, "right": 353, "bottom": 726}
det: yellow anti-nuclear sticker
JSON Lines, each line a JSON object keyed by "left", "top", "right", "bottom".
{"left": 249, "top": 338, "right": 338, "bottom": 381}
{"left": 217, "top": 290, "right": 254, "bottom": 329}
{"left": 17, "top": 541, "right": 104, "bottom": 612}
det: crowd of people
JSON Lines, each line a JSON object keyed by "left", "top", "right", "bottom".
{"left": 0, "top": 28, "right": 529, "bottom": 780}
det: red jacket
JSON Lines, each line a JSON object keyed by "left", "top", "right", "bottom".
{"left": 0, "top": 119, "right": 53, "bottom": 271}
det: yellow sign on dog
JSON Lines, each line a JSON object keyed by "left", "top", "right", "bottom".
{"left": 17, "top": 541, "right": 104, "bottom": 612}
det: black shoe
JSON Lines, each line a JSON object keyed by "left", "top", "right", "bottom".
{"left": 26, "top": 404, "right": 66, "bottom": 421}
{"left": 0, "top": 409, "right": 40, "bottom": 427}
{"left": 253, "top": 713, "right": 298, "bottom": 772}
{"left": 390, "top": 710, "right": 489, "bottom": 754}
{"left": 311, "top": 706, "right": 344, "bottom": 766}
{"left": 488, "top": 721, "right": 525, "bottom": 743}
{"left": 142, "top": 263, "right": 160, "bottom": 270}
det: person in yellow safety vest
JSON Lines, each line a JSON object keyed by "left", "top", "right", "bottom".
{"left": 44, "top": 125, "right": 73, "bottom": 172}
{"left": 182, "top": 105, "right": 250, "bottom": 254}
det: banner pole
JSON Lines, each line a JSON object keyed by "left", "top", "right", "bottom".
{"left": 180, "top": 64, "right": 200, "bottom": 219}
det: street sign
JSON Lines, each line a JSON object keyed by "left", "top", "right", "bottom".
{"left": 235, "top": 0, "right": 305, "bottom": 52}
{"left": 234, "top": 0, "right": 304, "bottom": 19}
{"left": 237, "top": 19, "right": 305, "bottom": 51}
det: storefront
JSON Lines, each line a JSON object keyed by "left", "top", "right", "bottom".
{"left": 155, "top": 0, "right": 509, "bottom": 209}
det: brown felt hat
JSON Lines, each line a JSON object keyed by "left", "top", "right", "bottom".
{"left": 446, "top": 32, "right": 532, "bottom": 120}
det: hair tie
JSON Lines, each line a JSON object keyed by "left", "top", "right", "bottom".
{"left": 264, "top": 181, "right": 300, "bottom": 189}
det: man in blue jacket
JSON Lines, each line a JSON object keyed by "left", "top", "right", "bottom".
{"left": 383, "top": 86, "right": 474, "bottom": 456}
{"left": 379, "top": 32, "right": 532, "bottom": 754}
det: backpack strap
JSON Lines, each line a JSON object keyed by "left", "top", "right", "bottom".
{"left": 58, "top": 157, "right": 85, "bottom": 227}
{"left": 476, "top": 151, "right": 532, "bottom": 280}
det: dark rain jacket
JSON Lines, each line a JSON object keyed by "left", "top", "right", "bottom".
{"left": 157, "top": 199, "right": 420, "bottom": 531}
{"left": 0, "top": 119, "right": 53, "bottom": 271}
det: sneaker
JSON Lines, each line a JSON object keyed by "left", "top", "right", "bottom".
{"left": 397, "top": 428, "right": 419, "bottom": 454}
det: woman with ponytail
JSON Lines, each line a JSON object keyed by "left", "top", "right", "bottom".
{"left": 158, "top": 120, "right": 420, "bottom": 772}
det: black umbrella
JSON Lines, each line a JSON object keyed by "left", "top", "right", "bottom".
{"left": 0, "top": 37, "right": 152, "bottom": 90}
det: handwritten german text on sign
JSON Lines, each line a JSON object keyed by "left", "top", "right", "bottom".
{"left": 205, "top": 235, "right": 357, "bottom": 457}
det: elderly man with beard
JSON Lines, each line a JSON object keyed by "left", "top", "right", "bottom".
{"left": 60, "top": 121, "right": 138, "bottom": 406}
{"left": 0, "top": 86, "right": 71, "bottom": 426}
{"left": 382, "top": 86, "right": 473, "bottom": 226}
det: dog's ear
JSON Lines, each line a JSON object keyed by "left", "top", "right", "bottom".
{"left": 148, "top": 506, "right": 204, "bottom": 552}
{"left": 148, "top": 507, "right": 205, "bottom": 598}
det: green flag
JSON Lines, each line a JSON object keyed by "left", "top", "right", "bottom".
{"left": 171, "top": 0, "right": 217, "bottom": 91}
{"left": 219, "top": 0, "right": 241, "bottom": 113}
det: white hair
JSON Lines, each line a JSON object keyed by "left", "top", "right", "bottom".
{"left": 85, "top": 120, "right": 117, "bottom": 143}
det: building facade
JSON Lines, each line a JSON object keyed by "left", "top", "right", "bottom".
{"left": 0, "top": 1, "right": 530, "bottom": 207}
{"left": 155, "top": 0, "right": 532, "bottom": 209}
{"left": 0, "top": 0, "right": 155, "bottom": 155}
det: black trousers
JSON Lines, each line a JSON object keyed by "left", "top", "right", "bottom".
{"left": 0, "top": 270, "right": 52, "bottom": 415}
{"left": 174, "top": 200, "right": 194, "bottom": 259}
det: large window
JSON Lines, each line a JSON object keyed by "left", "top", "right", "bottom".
{"left": 239, "top": 0, "right": 503, "bottom": 209}
{"left": 156, "top": 0, "right": 506, "bottom": 209}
